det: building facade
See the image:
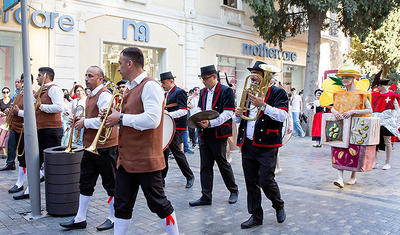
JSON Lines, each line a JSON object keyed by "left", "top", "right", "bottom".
{"left": 0, "top": 0, "right": 349, "bottom": 99}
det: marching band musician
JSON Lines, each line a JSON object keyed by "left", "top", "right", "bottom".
{"left": 234, "top": 61, "right": 287, "bottom": 229}
{"left": 189, "top": 65, "right": 239, "bottom": 207}
{"left": 160, "top": 71, "right": 195, "bottom": 188}
{"left": 13, "top": 67, "right": 63, "bottom": 200}
{"left": 60, "top": 66, "right": 118, "bottom": 231}
{"left": 7, "top": 74, "right": 37, "bottom": 195}
{"left": 104, "top": 47, "right": 179, "bottom": 235}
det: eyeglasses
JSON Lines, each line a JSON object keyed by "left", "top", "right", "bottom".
{"left": 200, "top": 75, "right": 214, "bottom": 80}
{"left": 2, "top": 91, "right": 9, "bottom": 94}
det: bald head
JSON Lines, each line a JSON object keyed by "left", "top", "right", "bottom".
{"left": 85, "top": 66, "right": 105, "bottom": 91}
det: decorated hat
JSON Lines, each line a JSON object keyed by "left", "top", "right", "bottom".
{"left": 160, "top": 71, "right": 176, "bottom": 81}
{"left": 199, "top": 65, "right": 217, "bottom": 77}
{"left": 336, "top": 63, "right": 361, "bottom": 78}
{"left": 247, "top": 61, "right": 266, "bottom": 72}
{"left": 371, "top": 70, "right": 390, "bottom": 87}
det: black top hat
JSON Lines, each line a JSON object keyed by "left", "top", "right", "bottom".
{"left": 379, "top": 79, "right": 390, "bottom": 86}
{"left": 371, "top": 70, "right": 390, "bottom": 87}
{"left": 199, "top": 65, "right": 217, "bottom": 77}
{"left": 247, "top": 61, "right": 266, "bottom": 72}
{"left": 160, "top": 71, "right": 176, "bottom": 81}
{"left": 116, "top": 80, "right": 127, "bottom": 86}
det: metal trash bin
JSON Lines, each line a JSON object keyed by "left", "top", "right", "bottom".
{"left": 44, "top": 146, "right": 83, "bottom": 216}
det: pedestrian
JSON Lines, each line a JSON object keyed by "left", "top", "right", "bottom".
{"left": 188, "top": 87, "right": 200, "bottom": 148}
{"left": 60, "top": 66, "right": 118, "bottom": 231}
{"left": 0, "top": 86, "right": 12, "bottom": 156}
{"left": 234, "top": 61, "right": 287, "bottom": 229}
{"left": 116, "top": 80, "right": 127, "bottom": 94}
{"left": 290, "top": 88, "right": 305, "bottom": 137}
{"left": 104, "top": 47, "right": 179, "bottom": 235}
{"left": 189, "top": 65, "right": 238, "bottom": 207}
{"left": 70, "top": 84, "right": 86, "bottom": 146}
{"left": 160, "top": 71, "right": 195, "bottom": 188}
{"left": 307, "top": 89, "right": 328, "bottom": 147}
{"left": 61, "top": 89, "right": 72, "bottom": 146}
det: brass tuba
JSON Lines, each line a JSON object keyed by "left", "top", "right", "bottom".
{"left": 85, "top": 83, "right": 123, "bottom": 155}
{"left": 64, "top": 105, "right": 85, "bottom": 153}
{"left": 239, "top": 64, "right": 281, "bottom": 121}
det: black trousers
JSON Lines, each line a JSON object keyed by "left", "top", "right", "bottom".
{"left": 15, "top": 132, "right": 26, "bottom": 168}
{"left": 6, "top": 130, "right": 16, "bottom": 166}
{"left": 114, "top": 166, "right": 174, "bottom": 219}
{"left": 79, "top": 146, "right": 118, "bottom": 196}
{"left": 38, "top": 128, "right": 62, "bottom": 165}
{"left": 188, "top": 127, "right": 197, "bottom": 145}
{"left": 162, "top": 130, "right": 194, "bottom": 180}
{"left": 199, "top": 133, "right": 238, "bottom": 201}
{"left": 242, "top": 138, "right": 284, "bottom": 219}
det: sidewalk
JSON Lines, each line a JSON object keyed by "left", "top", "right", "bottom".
{"left": 0, "top": 137, "right": 399, "bottom": 234}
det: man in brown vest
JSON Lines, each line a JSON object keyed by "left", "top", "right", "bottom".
{"left": 13, "top": 67, "right": 63, "bottom": 200}
{"left": 60, "top": 66, "right": 118, "bottom": 231}
{"left": 104, "top": 47, "right": 179, "bottom": 235}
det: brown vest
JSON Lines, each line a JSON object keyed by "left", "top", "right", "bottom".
{"left": 83, "top": 87, "right": 118, "bottom": 149}
{"left": 35, "top": 84, "right": 62, "bottom": 130}
{"left": 10, "top": 93, "right": 24, "bottom": 133}
{"left": 118, "top": 77, "right": 165, "bottom": 173}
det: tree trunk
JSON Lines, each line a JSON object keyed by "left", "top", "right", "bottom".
{"left": 303, "top": 9, "right": 326, "bottom": 136}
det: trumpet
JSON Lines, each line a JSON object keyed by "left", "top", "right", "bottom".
{"left": 0, "top": 87, "right": 23, "bottom": 131}
{"left": 85, "top": 83, "right": 123, "bottom": 155}
{"left": 239, "top": 64, "right": 280, "bottom": 121}
{"left": 16, "top": 125, "right": 24, "bottom": 157}
{"left": 64, "top": 105, "right": 85, "bottom": 153}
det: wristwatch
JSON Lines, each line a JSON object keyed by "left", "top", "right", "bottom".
{"left": 118, "top": 113, "right": 124, "bottom": 125}
{"left": 260, "top": 103, "right": 266, "bottom": 112}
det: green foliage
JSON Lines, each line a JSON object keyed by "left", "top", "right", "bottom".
{"left": 244, "top": 0, "right": 400, "bottom": 46}
{"left": 348, "top": 8, "right": 400, "bottom": 77}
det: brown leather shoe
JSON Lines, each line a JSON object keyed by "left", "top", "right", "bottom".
{"left": 0, "top": 164, "right": 16, "bottom": 171}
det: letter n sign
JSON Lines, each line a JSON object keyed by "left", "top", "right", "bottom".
{"left": 3, "top": 0, "right": 19, "bottom": 11}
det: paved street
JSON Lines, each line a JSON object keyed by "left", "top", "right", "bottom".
{"left": 0, "top": 136, "right": 399, "bottom": 235}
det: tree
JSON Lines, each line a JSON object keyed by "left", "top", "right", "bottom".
{"left": 348, "top": 8, "right": 400, "bottom": 77}
{"left": 244, "top": 0, "right": 400, "bottom": 133}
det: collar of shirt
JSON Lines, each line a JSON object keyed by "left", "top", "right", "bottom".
{"left": 207, "top": 84, "right": 217, "bottom": 93}
{"left": 91, "top": 84, "right": 104, "bottom": 96}
{"left": 126, "top": 72, "right": 148, "bottom": 90}
{"left": 44, "top": 81, "right": 54, "bottom": 87}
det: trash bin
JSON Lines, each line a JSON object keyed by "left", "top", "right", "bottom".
{"left": 44, "top": 146, "right": 83, "bottom": 216}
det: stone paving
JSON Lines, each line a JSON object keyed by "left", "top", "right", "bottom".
{"left": 0, "top": 136, "right": 399, "bottom": 234}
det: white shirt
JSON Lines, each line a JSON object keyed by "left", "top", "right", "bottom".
{"left": 189, "top": 96, "right": 199, "bottom": 115}
{"left": 121, "top": 72, "right": 164, "bottom": 131}
{"left": 166, "top": 86, "right": 188, "bottom": 119}
{"left": 233, "top": 104, "right": 287, "bottom": 140}
{"left": 306, "top": 99, "right": 320, "bottom": 114}
{"left": 291, "top": 94, "right": 302, "bottom": 112}
{"left": 83, "top": 85, "right": 112, "bottom": 129}
{"left": 18, "top": 82, "right": 64, "bottom": 117}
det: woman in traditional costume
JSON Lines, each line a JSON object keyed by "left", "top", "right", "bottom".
{"left": 307, "top": 89, "right": 329, "bottom": 147}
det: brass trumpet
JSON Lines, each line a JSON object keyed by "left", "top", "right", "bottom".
{"left": 64, "top": 105, "right": 85, "bottom": 153}
{"left": 0, "top": 87, "right": 23, "bottom": 131}
{"left": 85, "top": 83, "right": 123, "bottom": 155}
{"left": 239, "top": 64, "right": 281, "bottom": 121}
{"left": 16, "top": 125, "right": 24, "bottom": 157}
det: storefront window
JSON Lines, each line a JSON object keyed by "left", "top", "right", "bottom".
{"left": 217, "top": 55, "right": 251, "bottom": 105}
{"left": 103, "top": 42, "right": 164, "bottom": 84}
{"left": 282, "top": 64, "right": 305, "bottom": 93}
{"left": 223, "top": 0, "right": 237, "bottom": 8}
{"left": 0, "top": 31, "right": 22, "bottom": 92}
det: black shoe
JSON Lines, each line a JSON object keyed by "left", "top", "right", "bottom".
{"left": 228, "top": 191, "right": 238, "bottom": 204}
{"left": 0, "top": 164, "right": 16, "bottom": 171}
{"left": 13, "top": 193, "right": 29, "bottom": 200}
{"left": 8, "top": 185, "right": 24, "bottom": 194}
{"left": 189, "top": 198, "right": 211, "bottom": 207}
{"left": 60, "top": 218, "right": 87, "bottom": 230}
{"left": 276, "top": 208, "right": 286, "bottom": 223}
{"left": 241, "top": 215, "right": 263, "bottom": 229}
{"left": 40, "top": 176, "right": 45, "bottom": 183}
{"left": 186, "top": 177, "right": 194, "bottom": 188}
{"left": 96, "top": 218, "right": 114, "bottom": 231}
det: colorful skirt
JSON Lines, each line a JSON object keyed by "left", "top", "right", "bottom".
{"left": 0, "top": 117, "right": 9, "bottom": 148}
{"left": 311, "top": 112, "right": 322, "bottom": 141}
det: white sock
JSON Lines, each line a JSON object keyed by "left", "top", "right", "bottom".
{"left": 74, "top": 194, "right": 91, "bottom": 223}
{"left": 16, "top": 167, "right": 26, "bottom": 187}
{"left": 337, "top": 170, "right": 343, "bottom": 181}
{"left": 114, "top": 218, "right": 131, "bottom": 235}
{"left": 161, "top": 211, "right": 179, "bottom": 235}
{"left": 24, "top": 186, "right": 29, "bottom": 194}
{"left": 108, "top": 197, "right": 115, "bottom": 222}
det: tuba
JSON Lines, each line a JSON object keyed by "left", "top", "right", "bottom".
{"left": 239, "top": 64, "right": 281, "bottom": 121}
{"left": 64, "top": 105, "right": 85, "bottom": 153}
{"left": 85, "top": 82, "right": 123, "bottom": 155}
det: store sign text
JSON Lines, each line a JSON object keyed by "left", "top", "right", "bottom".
{"left": 1, "top": 8, "right": 74, "bottom": 31}
{"left": 242, "top": 43, "right": 297, "bottom": 62}
{"left": 122, "top": 19, "right": 149, "bottom": 42}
